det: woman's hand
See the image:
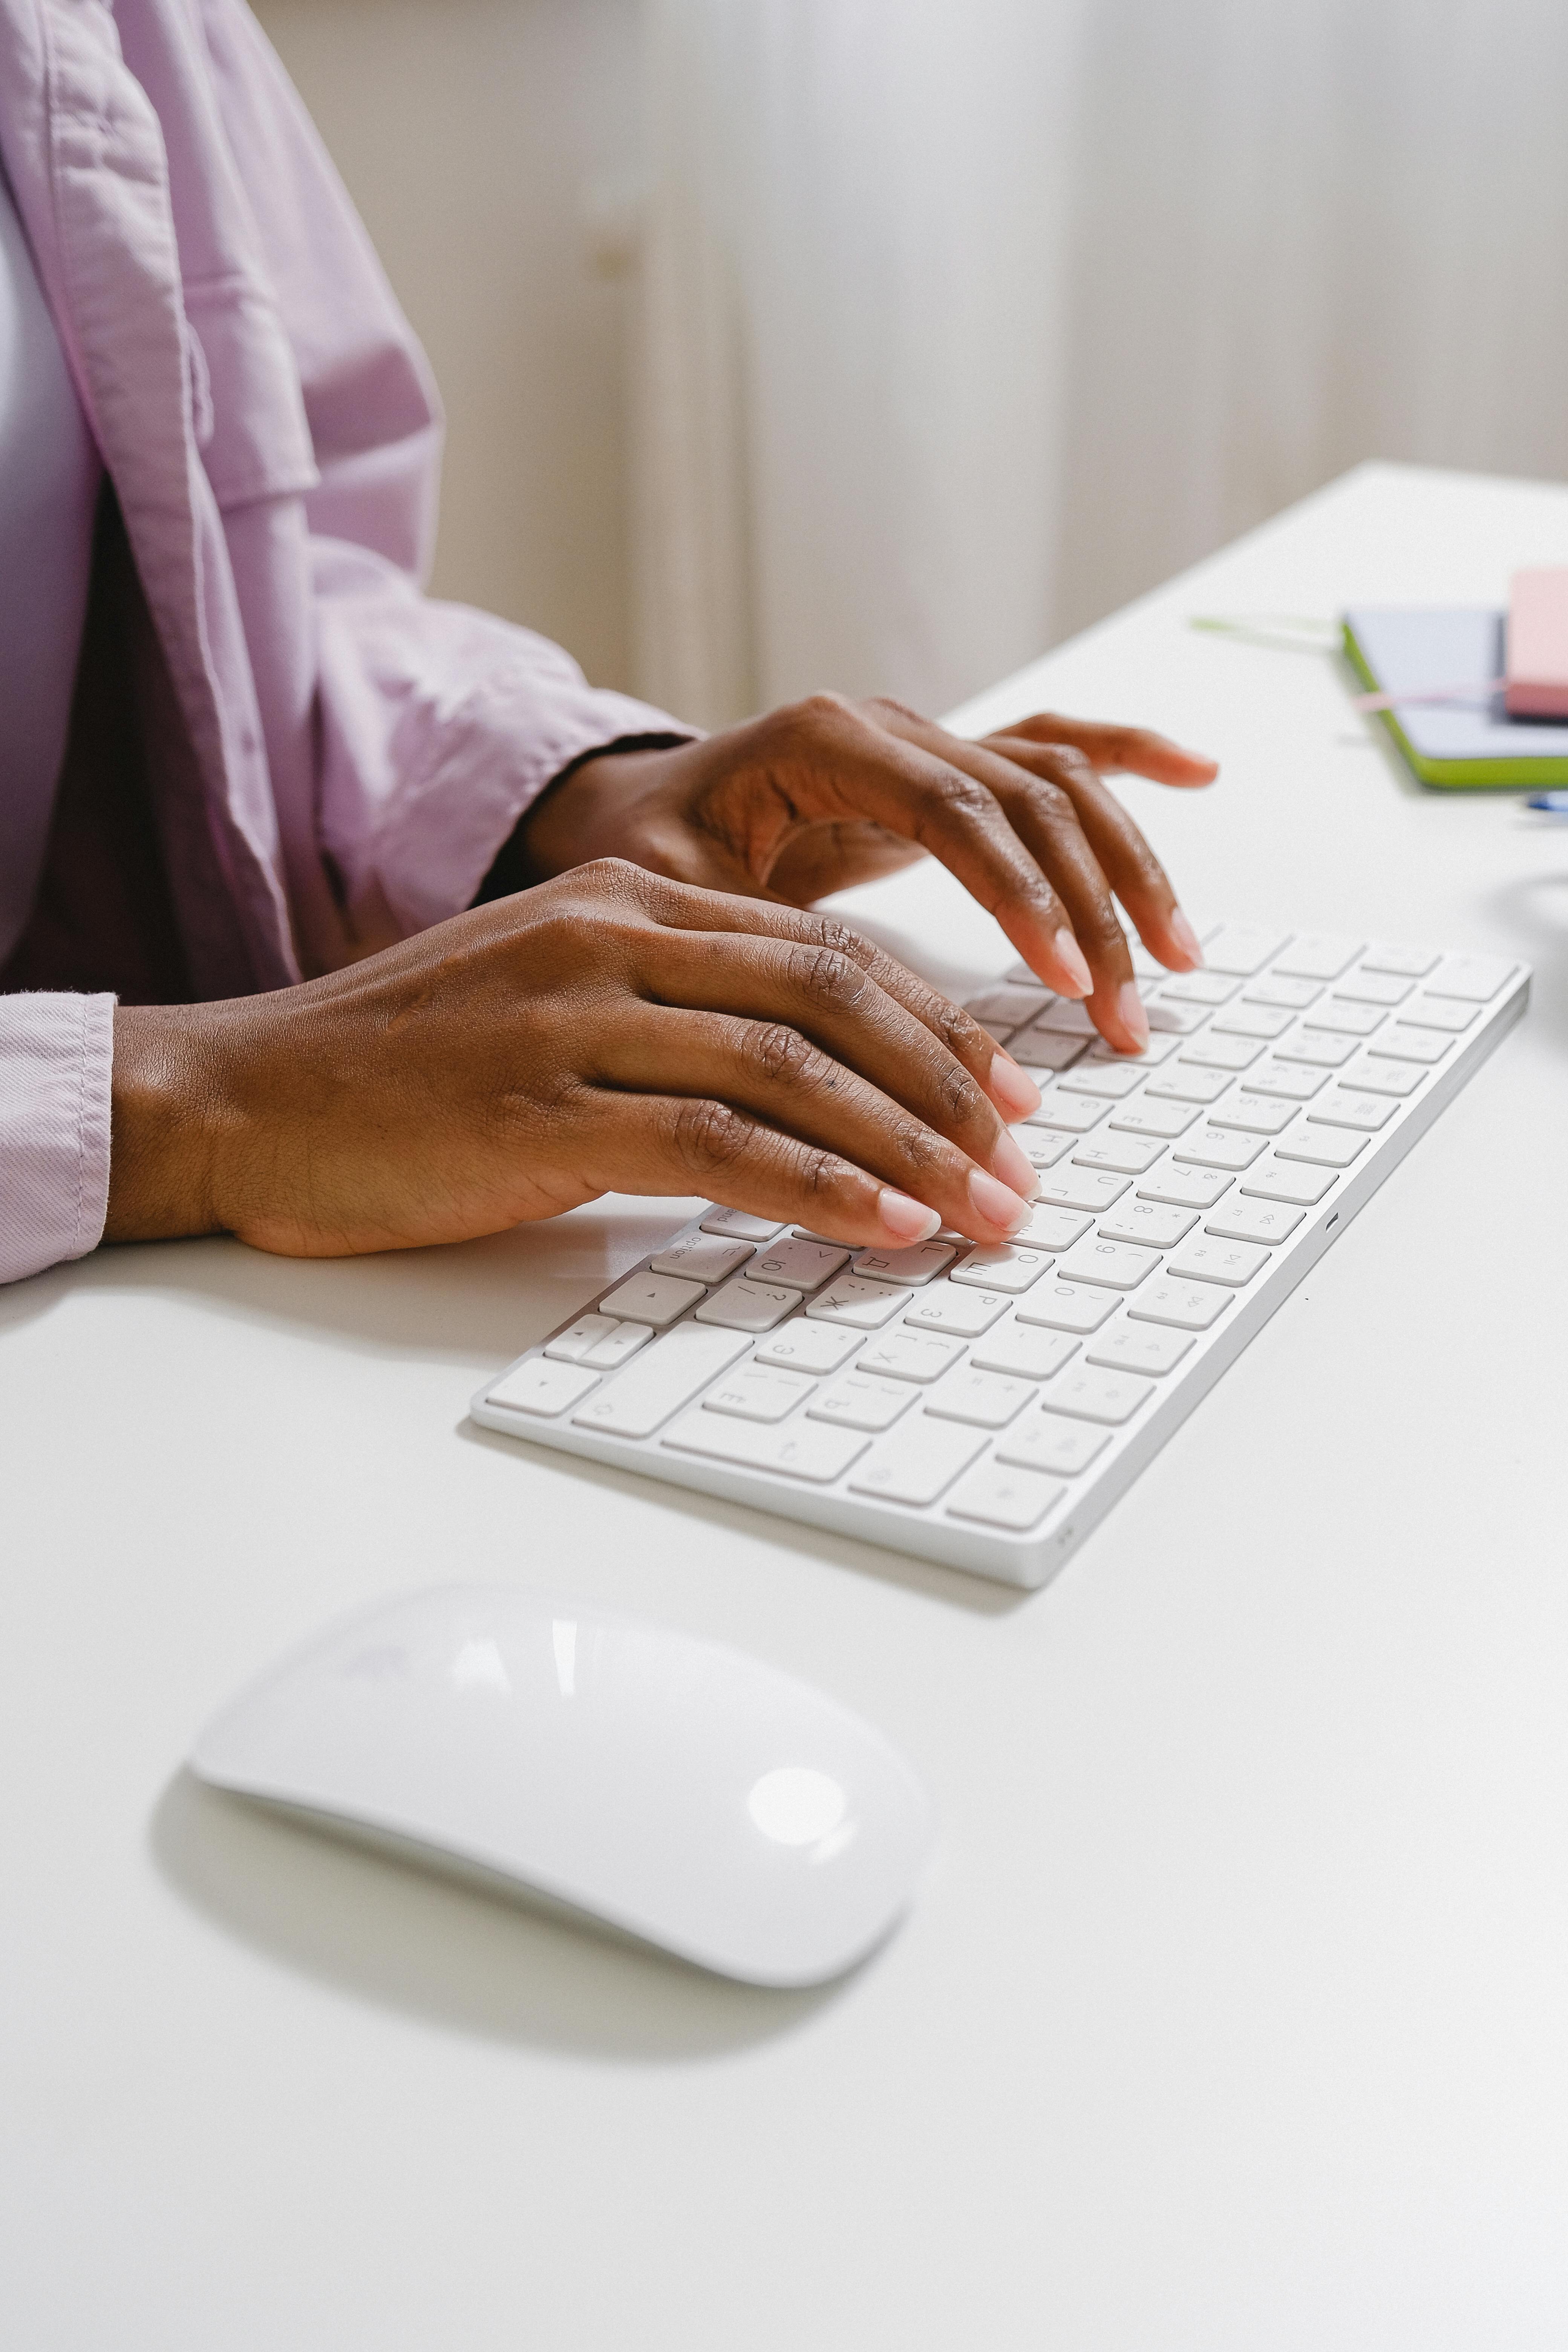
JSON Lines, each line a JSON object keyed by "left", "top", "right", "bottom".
{"left": 520, "top": 696, "right": 1217, "bottom": 1055}
{"left": 106, "top": 860, "right": 1047, "bottom": 1260}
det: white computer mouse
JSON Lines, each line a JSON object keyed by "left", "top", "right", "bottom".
{"left": 190, "top": 1585, "right": 935, "bottom": 1989}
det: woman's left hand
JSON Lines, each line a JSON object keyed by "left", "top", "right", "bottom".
{"left": 519, "top": 694, "right": 1217, "bottom": 1056}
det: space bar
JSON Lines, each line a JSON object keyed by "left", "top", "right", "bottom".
{"left": 571, "top": 1324, "right": 749, "bottom": 1438}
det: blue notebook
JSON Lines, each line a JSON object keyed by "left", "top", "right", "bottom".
{"left": 1343, "top": 607, "right": 1568, "bottom": 788}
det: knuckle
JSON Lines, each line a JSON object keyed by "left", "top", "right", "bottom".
{"left": 748, "top": 1021, "right": 821, "bottom": 1087}
{"left": 930, "top": 772, "right": 995, "bottom": 823}
{"left": 804, "top": 915, "right": 874, "bottom": 966}
{"left": 668, "top": 1096, "right": 750, "bottom": 1177}
{"left": 799, "top": 944, "right": 867, "bottom": 1011}
{"left": 797, "top": 1144, "right": 842, "bottom": 1202}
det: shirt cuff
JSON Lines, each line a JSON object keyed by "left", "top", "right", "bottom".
{"left": 0, "top": 992, "right": 114, "bottom": 1284}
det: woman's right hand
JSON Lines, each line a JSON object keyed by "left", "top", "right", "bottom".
{"left": 105, "top": 858, "right": 1045, "bottom": 1260}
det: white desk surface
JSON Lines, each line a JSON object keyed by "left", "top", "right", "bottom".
{"left": 7, "top": 461, "right": 1568, "bottom": 2349}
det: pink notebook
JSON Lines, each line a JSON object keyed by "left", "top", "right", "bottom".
{"left": 1507, "top": 569, "right": 1568, "bottom": 720}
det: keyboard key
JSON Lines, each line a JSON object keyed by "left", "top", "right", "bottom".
{"left": 969, "top": 1321, "right": 1080, "bottom": 1380}
{"left": 1173, "top": 1127, "right": 1265, "bottom": 1171}
{"left": 1125, "top": 1278, "right": 1232, "bottom": 1331}
{"left": 1058, "top": 1061, "right": 1145, "bottom": 1099}
{"left": 1041, "top": 1364, "right": 1153, "bottom": 1425}
{"left": 1211, "top": 1003, "right": 1293, "bottom": 1040}
{"left": 850, "top": 1241, "right": 956, "bottom": 1286}
{"left": 1033, "top": 1168, "right": 1130, "bottom": 1214}
{"left": 994, "top": 1415, "right": 1111, "bottom": 1475}
{"left": 752, "top": 1320, "right": 862, "bottom": 1374}
{"left": 949, "top": 1243, "right": 1054, "bottom": 1294}
{"left": 1271, "top": 933, "right": 1361, "bottom": 981}
{"left": 1344, "top": 1055, "right": 1427, "bottom": 1097}
{"left": 807, "top": 1370, "right": 915, "bottom": 1432}
{"left": 1144, "top": 1067, "right": 1233, "bottom": 1106}
{"left": 1017, "top": 1130, "right": 1073, "bottom": 1173}
{"left": 1086, "top": 1031, "right": 1182, "bottom": 1065}
{"left": 946, "top": 1462, "right": 1064, "bottom": 1532}
{"left": 695, "top": 1276, "right": 802, "bottom": 1332}
{"left": 926, "top": 1367, "right": 1034, "bottom": 1429}
{"left": 1306, "top": 1000, "right": 1384, "bottom": 1037}
{"left": 1056, "top": 1236, "right": 1162, "bottom": 1291}
{"left": 1018, "top": 1205, "right": 1096, "bottom": 1250}
{"left": 965, "top": 983, "right": 1054, "bottom": 1032}
{"left": 1332, "top": 968, "right": 1412, "bottom": 1006}
{"left": 1242, "top": 974, "right": 1322, "bottom": 1010}
{"left": 1038, "top": 999, "right": 1098, "bottom": 1034}
{"left": 599, "top": 1271, "right": 707, "bottom": 1327}
{"left": 1024, "top": 1090, "right": 1106, "bottom": 1135}
{"left": 1180, "top": 1033, "right": 1263, "bottom": 1071}
{"left": 1360, "top": 941, "right": 1439, "bottom": 978}
{"left": 904, "top": 1282, "right": 1011, "bottom": 1337}
{"left": 1273, "top": 1030, "right": 1359, "bottom": 1068}
{"left": 1240, "top": 1159, "right": 1339, "bottom": 1207}
{"left": 857, "top": 1330, "right": 966, "bottom": 1383}
{"left": 1158, "top": 971, "right": 1240, "bottom": 1006}
{"left": 1275, "top": 1124, "right": 1366, "bottom": 1167}
{"left": 1009, "top": 1027, "right": 1088, "bottom": 1072}
{"left": 650, "top": 1234, "right": 756, "bottom": 1283}
{"left": 1086, "top": 1320, "right": 1193, "bottom": 1376}
{"left": 1014, "top": 1278, "right": 1119, "bottom": 1334}
{"left": 488, "top": 1357, "right": 600, "bottom": 1417}
{"left": 1144, "top": 999, "right": 1208, "bottom": 1035}
{"left": 1205, "top": 1093, "right": 1295, "bottom": 1136}
{"left": 1166, "top": 1236, "right": 1269, "bottom": 1286}
{"left": 1398, "top": 994, "right": 1478, "bottom": 1034}
{"left": 1426, "top": 952, "right": 1513, "bottom": 1002}
{"left": 574, "top": 1324, "right": 749, "bottom": 1437}
{"left": 848, "top": 1416, "right": 988, "bottom": 1505}
{"left": 1135, "top": 1164, "right": 1233, "bottom": 1209}
{"left": 1303, "top": 1089, "right": 1396, "bottom": 1132}
{"left": 545, "top": 1312, "right": 625, "bottom": 1364}
{"left": 1200, "top": 924, "right": 1287, "bottom": 974}
{"left": 1204, "top": 1198, "right": 1303, "bottom": 1245}
{"left": 703, "top": 1365, "right": 816, "bottom": 1422}
{"left": 1097, "top": 1199, "right": 1199, "bottom": 1249}
{"left": 1109, "top": 1098, "right": 1199, "bottom": 1140}
{"left": 806, "top": 1275, "right": 907, "bottom": 1330}
{"left": 700, "top": 1206, "right": 787, "bottom": 1243}
{"left": 751, "top": 1236, "right": 851, "bottom": 1290}
{"left": 1370, "top": 1026, "right": 1452, "bottom": 1065}
{"left": 665, "top": 1411, "right": 868, "bottom": 1484}
{"left": 1073, "top": 1134, "right": 1166, "bottom": 1176}
{"left": 1243, "top": 1059, "right": 1329, "bottom": 1100}
{"left": 1003, "top": 960, "right": 1054, "bottom": 990}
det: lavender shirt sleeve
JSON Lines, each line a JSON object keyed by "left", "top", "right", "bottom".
{"left": 0, "top": 993, "right": 113, "bottom": 1284}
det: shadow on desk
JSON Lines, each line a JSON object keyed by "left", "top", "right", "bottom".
{"left": 1487, "top": 869, "right": 1568, "bottom": 1051}
{"left": 152, "top": 1770, "right": 839, "bottom": 2060}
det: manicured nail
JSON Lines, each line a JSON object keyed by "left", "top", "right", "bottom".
{"left": 968, "top": 1167, "right": 1031, "bottom": 1235}
{"left": 1169, "top": 907, "right": 1204, "bottom": 966}
{"left": 1118, "top": 980, "right": 1150, "bottom": 1050}
{"left": 879, "top": 1189, "right": 942, "bottom": 1243}
{"left": 988, "top": 1050, "right": 1041, "bottom": 1121}
{"left": 1054, "top": 928, "right": 1093, "bottom": 997}
{"left": 991, "top": 1128, "right": 1040, "bottom": 1200}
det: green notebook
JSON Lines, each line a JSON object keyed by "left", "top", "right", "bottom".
{"left": 1343, "top": 607, "right": 1568, "bottom": 788}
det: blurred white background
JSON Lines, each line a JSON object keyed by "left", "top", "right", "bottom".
{"left": 255, "top": 0, "right": 1568, "bottom": 728}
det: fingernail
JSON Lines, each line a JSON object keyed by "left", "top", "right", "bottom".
{"left": 988, "top": 1050, "right": 1041, "bottom": 1121}
{"left": 968, "top": 1167, "right": 1031, "bottom": 1235}
{"left": 1118, "top": 980, "right": 1150, "bottom": 1050}
{"left": 879, "top": 1188, "right": 942, "bottom": 1243}
{"left": 1169, "top": 907, "right": 1204, "bottom": 966}
{"left": 991, "top": 1128, "right": 1040, "bottom": 1199}
{"left": 1054, "top": 928, "right": 1093, "bottom": 997}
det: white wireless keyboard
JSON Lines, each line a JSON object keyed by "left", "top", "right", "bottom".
{"left": 472, "top": 926, "right": 1527, "bottom": 1588}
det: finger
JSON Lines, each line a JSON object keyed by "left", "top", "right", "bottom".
{"left": 582, "top": 1086, "right": 1029, "bottom": 1250}
{"left": 983, "top": 738, "right": 1205, "bottom": 974}
{"left": 594, "top": 1005, "right": 1035, "bottom": 1245}
{"left": 624, "top": 869, "right": 1043, "bottom": 1124}
{"left": 862, "top": 714, "right": 1150, "bottom": 1054}
{"left": 983, "top": 713, "right": 1218, "bottom": 787}
{"left": 611, "top": 940, "right": 1041, "bottom": 1202}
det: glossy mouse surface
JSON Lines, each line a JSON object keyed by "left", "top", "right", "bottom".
{"left": 190, "top": 1585, "right": 935, "bottom": 1988}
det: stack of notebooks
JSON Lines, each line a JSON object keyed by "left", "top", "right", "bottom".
{"left": 1345, "top": 570, "right": 1568, "bottom": 789}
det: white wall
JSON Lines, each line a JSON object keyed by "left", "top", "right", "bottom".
{"left": 252, "top": 0, "right": 643, "bottom": 693}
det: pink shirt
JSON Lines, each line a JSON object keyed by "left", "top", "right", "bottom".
{"left": 0, "top": 0, "right": 691, "bottom": 1285}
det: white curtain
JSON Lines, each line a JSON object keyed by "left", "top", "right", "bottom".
{"left": 631, "top": 0, "right": 1568, "bottom": 730}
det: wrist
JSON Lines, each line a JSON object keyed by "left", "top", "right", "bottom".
{"left": 511, "top": 739, "right": 688, "bottom": 886}
{"left": 105, "top": 1003, "right": 234, "bottom": 1243}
